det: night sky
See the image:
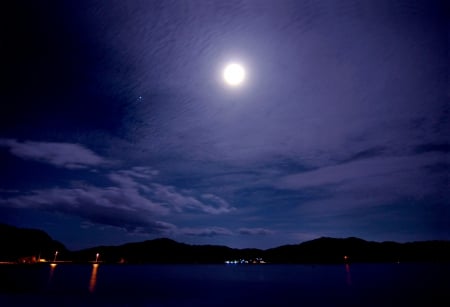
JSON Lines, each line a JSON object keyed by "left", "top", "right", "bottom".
{"left": 1, "top": 0, "right": 448, "bottom": 250}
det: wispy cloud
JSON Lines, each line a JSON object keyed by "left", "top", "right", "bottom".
{"left": 0, "top": 164, "right": 236, "bottom": 234}
{"left": 181, "top": 226, "right": 233, "bottom": 237}
{"left": 151, "top": 184, "right": 235, "bottom": 214}
{"left": 275, "top": 153, "right": 448, "bottom": 224}
{"left": 276, "top": 153, "right": 444, "bottom": 191}
{"left": 0, "top": 138, "right": 107, "bottom": 169}
{"left": 0, "top": 186, "right": 173, "bottom": 234}
{"left": 117, "top": 166, "right": 159, "bottom": 179}
{"left": 246, "top": 150, "right": 450, "bottom": 242}
{"left": 238, "top": 228, "right": 274, "bottom": 235}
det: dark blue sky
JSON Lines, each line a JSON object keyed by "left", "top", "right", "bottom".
{"left": 1, "top": 0, "right": 448, "bottom": 250}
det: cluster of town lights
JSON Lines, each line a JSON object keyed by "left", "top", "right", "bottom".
{"left": 225, "top": 258, "right": 266, "bottom": 264}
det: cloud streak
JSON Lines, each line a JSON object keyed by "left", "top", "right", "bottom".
{"left": 151, "top": 184, "right": 235, "bottom": 215}
{"left": 276, "top": 153, "right": 444, "bottom": 192}
{"left": 181, "top": 226, "right": 233, "bottom": 237}
{"left": 0, "top": 186, "right": 173, "bottom": 234}
{"left": 0, "top": 164, "right": 236, "bottom": 235}
{"left": 0, "top": 139, "right": 107, "bottom": 169}
{"left": 239, "top": 228, "right": 274, "bottom": 236}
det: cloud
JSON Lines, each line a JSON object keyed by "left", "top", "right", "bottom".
{"left": 0, "top": 164, "right": 236, "bottom": 234}
{"left": 276, "top": 153, "right": 444, "bottom": 191}
{"left": 181, "top": 227, "right": 233, "bottom": 237}
{"left": 268, "top": 152, "right": 448, "bottom": 235}
{"left": 0, "top": 138, "right": 107, "bottom": 169}
{"left": 0, "top": 186, "right": 173, "bottom": 234}
{"left": 340, "top": 146, "right": 387, "bottom": 164}
{"left": 151, "top": 184, "right": 235, "bottom": 214}
{"left": 200, "top": 194, "right": 236, "bottom": 214}
{"left": 117, "top": 166, "right": 159, "bottom": 179}
{"left": 238, "top": 228, "right": 274, "bottom": 235}
{"left": 109, "top": 169, "right": 235, "bottom": 215}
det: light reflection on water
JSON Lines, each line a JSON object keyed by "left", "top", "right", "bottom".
{"left": 89, "top": 263, "right": 99, "bottom": 293}
{"left": 345, "top": 263, "right": 352, "bottom": 286}
{"left": 48, "top": 263, "right": 57, "bottom": 283}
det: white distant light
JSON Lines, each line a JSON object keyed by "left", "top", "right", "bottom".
{"left": 223, "top": 63, "right": 246, "bottom": 86}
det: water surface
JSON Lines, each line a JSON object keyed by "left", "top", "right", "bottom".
{"left": 0, "top": 263, "right": 448, "bottom": 306}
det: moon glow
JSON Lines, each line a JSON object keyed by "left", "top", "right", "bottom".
{"left": 223, "top": 63, "right": 246, "bottom": 86}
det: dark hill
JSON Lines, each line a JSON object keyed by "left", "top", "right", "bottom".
{"left": 1, "top": 224, "right": 449, "bottom": 263}
{"left": 73, "top": 236, "right": 450, "bottom": 264}
{"left": 265, "top": 237, "right": 450, "bottom": 263}
{"left": 0, "top": 223, "right": 68, "bottom": 262}
{"left": 71, "top": 239, "right": 264, "bottom": 263}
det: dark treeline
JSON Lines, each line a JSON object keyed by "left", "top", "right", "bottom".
{"left": 1, "top": 224, "right": 449, "bottom": 264}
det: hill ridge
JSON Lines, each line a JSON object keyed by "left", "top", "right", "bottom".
{"left": 1, "top": 223, "right": 449, "bottom": 263}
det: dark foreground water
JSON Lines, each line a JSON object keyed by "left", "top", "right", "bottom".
{"left": 0, "top": 263, "right": 449, "bottom": 306}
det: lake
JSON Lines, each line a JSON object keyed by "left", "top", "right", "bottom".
{"left": 0, "top": 263, "right": 448, "bottom": 306}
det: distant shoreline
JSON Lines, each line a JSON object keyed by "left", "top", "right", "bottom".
{"left": 2, "top": 223, "right": 450, "bottom": 264}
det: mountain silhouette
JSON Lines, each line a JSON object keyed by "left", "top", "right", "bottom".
{"left": 1, "top": 224, "right": 449, "bottom": 263}
{"left": 0, "top": 224, "right": 68, "bottom": 262}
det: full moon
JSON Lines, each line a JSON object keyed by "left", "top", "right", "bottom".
{"left": 223, "top": 63, "right": 246, "bottom": 86}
